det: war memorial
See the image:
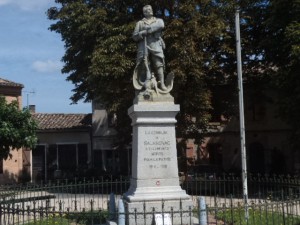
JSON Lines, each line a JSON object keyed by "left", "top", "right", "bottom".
{"left": 122, "top": 5, "right": 193, "bottom": 225}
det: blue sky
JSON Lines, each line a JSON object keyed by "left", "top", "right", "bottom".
{"left": 0, "top": 0, "right": 91, "bottom": 113}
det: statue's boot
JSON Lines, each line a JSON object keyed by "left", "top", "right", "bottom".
{"left": 157, "top": 67, "right": 168, "bottom": 91}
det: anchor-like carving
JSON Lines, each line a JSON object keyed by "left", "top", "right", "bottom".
{"left": 133, "top": 68, "right": 174, "bottom": 94}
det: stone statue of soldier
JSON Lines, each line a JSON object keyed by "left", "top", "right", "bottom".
{"left": 132, "top": 5, "right": 170, "bottom": 92}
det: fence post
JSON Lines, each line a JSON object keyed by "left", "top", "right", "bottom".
{"left": 281, "top": 189, "right": 286, "bottom": 225}
{"left": 109, "top": 193, "right": 116, "bottom": 220}
{"left": 0, "top": 204, "right": 2, "bottom": 225}
{"left": 118, "top": 199, "right": 125, "bottom": 225}
{"left": 198, "top": 196, "right": 207, "bottom": 225}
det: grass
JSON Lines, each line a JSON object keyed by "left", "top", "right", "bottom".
{"left": 215, "top": 206, "right": 300, "bottom": 225}
{"left": 66, "top": 210, "right": 108, "bottom": 225}
{"left": 23, "top": 210, "right": 108, "bottom": 225}
{"left": 23, "top": 217, "right": 70, "bottom": 225}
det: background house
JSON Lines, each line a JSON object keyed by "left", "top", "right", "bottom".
{"left": 179, "top": 86, "right": 299, "bottom": 176}
{"left": 30, "top": 100, "right": 130, "bottom": 181}
{"left": 91, "top": 101, "right": 130, "bottom": 177}
{"left": 0, "top": 77, "right": 130, "bottom": 183}
{"left": 31, "top": 111, "right": 92, "bottom": 180}
{"left": 0, "top": 78, "right": 29, "bottom": 183}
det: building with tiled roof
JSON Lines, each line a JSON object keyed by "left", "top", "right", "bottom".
{"left": 0, "top": 78, "right": 24, "bottom": 88}
{"left": 0, "top": 77, "right": 23, "bottom": 108}
{"left": 32, "top": 113, "right": 92, "bottom": 130}
{"left": 31, "top": 112, "right": 93, "bottom": 181}
{"left": 31, "top": 102, "right": 127, "bottom": 181}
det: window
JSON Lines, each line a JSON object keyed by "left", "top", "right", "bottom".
{"left": 32, "top": 145, "right": 45, "bottom": 169}
{"left": 58, "top": 144, "right": 76, "bottom": 170}
{"left": 78, "top": 144, "right": 88, "bottom": 166}
{"left": 48, "top": 145, "right": 57, "bottom": 170}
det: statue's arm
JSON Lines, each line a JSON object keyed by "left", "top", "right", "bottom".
{"left": 132, "top": 21, "right": 146, "bottom": 41}
{"left": 147, "top": 19, "right": 164, "bottom": 34}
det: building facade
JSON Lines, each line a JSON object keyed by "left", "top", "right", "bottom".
{"left": 30, "top": 101, "right": 131, "bottom": 181}
{"left": 179, "top": 87, "right": 298, "bottom": 176}
{"left": 31, "top": 112, "right": 92, "bottom": 180}
{"left": 0, "top": 78, "right": 28, "bottom": 183}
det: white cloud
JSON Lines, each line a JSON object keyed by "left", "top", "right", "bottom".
{"left": 0, "top": 0, "right": 51, "bottom": 11}
{"left": 32, "top": 60, "right": 62, "bottom": 73}
{"left": 0, "top": 0, "right": 10, "bottom": 6}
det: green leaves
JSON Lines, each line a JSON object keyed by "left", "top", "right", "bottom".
{"left": 48, "top": 0, "right": 284, "bottom": 142}
{"left": 0, "top": 96, "right": 37, "bottom": 160}
{"left": 47, "top": 0, "right": 241, "bottom": 141}
{"left": 263, "top": 0, "right": 300, "bottom": 138}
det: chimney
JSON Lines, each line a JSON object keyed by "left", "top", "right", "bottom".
{"left": 28, "top": 105, "right": 36, "bottom": 113}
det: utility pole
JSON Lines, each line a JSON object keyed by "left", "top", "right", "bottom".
{"left": 235, "top": 10, "right": 249, "bottom": 220}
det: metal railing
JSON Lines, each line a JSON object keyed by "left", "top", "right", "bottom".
{"left": 182, "top": 173, "right": 300, "bottom": 200}
{"left": 0, "top": 174, "right": 299, "bottom": 225}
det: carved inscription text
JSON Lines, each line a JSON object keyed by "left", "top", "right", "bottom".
{"left": 143, "top": 130, "right": 172, "bottom": 169}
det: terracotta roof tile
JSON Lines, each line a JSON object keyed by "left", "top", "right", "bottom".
{"left": 0, "top": 78, "right": 24, "bottom": 88}
{"left": 32, "top": 113, "right": 92, "bottom": 130}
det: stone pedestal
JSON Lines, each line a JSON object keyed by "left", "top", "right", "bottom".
{"left": 123, "top": 99, "right": 193, "bottom": 225}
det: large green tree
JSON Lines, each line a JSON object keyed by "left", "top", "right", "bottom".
{"left": 0, "top": 96, "right": 37, "bottom": 160}
{"left": 263, "top": 0, "right": 300, "bottom": 141}
{"left": 47, "top": 0, "right": 268, "bottom": 142}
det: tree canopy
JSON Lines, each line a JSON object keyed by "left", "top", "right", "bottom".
{"left": 263, "top": 0, "right": 300, "bottom": 143}
{"left": 47, "top": 0, "right": 297, "bottom": 143}
{"left": 48, "top": 0, "right": 236, "bottom": 140}
{"left": 0, "top": 96, "right": 37, "bottom": 160}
